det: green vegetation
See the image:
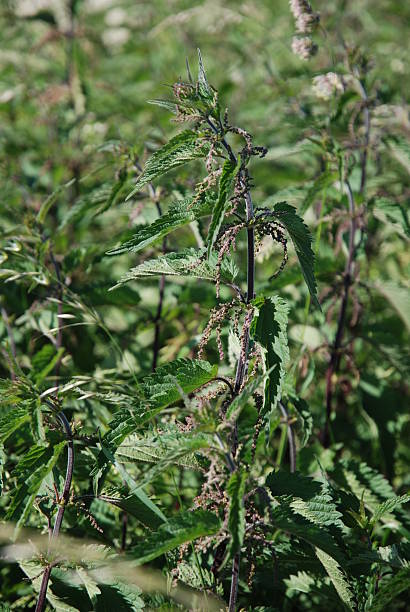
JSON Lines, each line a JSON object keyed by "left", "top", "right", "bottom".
{"left": 0, "top": 0, "right": 409, "bottom": 610}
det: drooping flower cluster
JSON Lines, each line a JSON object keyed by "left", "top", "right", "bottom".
{"left": 198, "top": 299, "right": 240, "bottom": 361}
{"left": 289, "top": 0, "right": 319, "bottom": 60}
{"left": 312, "top": 72, "right": 344, "bottom": 99}
{"left": 289, "top": 0, "right": 319, "bottom": 33}
{"left": 291, "top": 36, "right": 318, "bottom": 61}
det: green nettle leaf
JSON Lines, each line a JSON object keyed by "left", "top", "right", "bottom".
{"left": 284, "top": 571, "right": 317, "bottom": 596}
{"left": 126, "top": 130, "right": 210, "bottom": 200}
{"left": 267, "top": 471, "right": 344, "bottom": 530}
{"left": 251, "top": 296, "right": 289, "bottom": 424}
{"left": 98, "top": 438, "right": 167, "bottom": 528}
{"left": 76, "top": 567, "right": 101, "bottom": 605}
{"left": 107, "top": 195, "right": 214, "bottom": 256}
{"left": 6, "top": 441, "right": 66, "bottom": 536}
{"left": 110, "top": 248, "right": 238, "bottom": 288}
{"left": 315, "top": 548, "right": 355, "bottom": 610}
{"left": 98, "top": 488, "right": 166, "bottom": 529}
{"left": 371, "top": 494, "right": 410, "bottom": 525}
{"left": 207, "top": 158, "right": 239, "bottom": 257}
{"left": 291, "top": 396, "right": 313, "bottom": 447}
{"left": 333, "top": 460, "right": 410, "bottom": 533}
{"left": 115, "top": 432, "right": 199, "bottom": 469}
{"left": 118, "top": 433, "right": 211, "bottom": 490}
{"left": 0, "top": 405, "right": 30, "bottom": 442}
{"left": 147, "top": 98, "right": 179, "bottom": 114}
{"left": 130, "top": 510, "right": 220, "bottom": 565}
{"left": 284, "top": 570, "right": 340, "bottom": 603}
{"left": 36, "top": 180, "right": 73, "bottom": 225}
{"left": 95, "top": 359, "right": 218, "bottom": 486}
{"left": 59, "top": 184, "right": 115, "bottom": 229}
{"left": 272, "top": 202, "right": 320, "bottom": 308}
{"left": 268, "top": 501, "right": 345, "bottom": 562}
{"left": 368, "top": 567, "right": 410, "bottom": 612}
{"left": 227, "top": 469, "right": 247, "bottom": 555}
{"left": 97, "top": 581, "right": 144, "bottom": 610}
{"left": 140, "top": 358, "right": 218, "bottom": 408}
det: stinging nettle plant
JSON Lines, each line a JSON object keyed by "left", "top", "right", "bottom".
{"left": 1, "top": 2, "right": 410, "bottom": 610}
{"left": 107, "top": 49, "right": 321, "bottom": 611}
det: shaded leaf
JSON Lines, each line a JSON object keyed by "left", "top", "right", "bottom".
{"left": 369, "top": 567, "right": 410, "bottom": 612}
{"left": 131, "top": 510, "right": 220, "bottom": 565}
{"left": 6, "top": 441, "right": 66, "bottom": 537}
{"left": 227, "top": 469, "right": 247, "bottom": 555}
{"left": 315, "top": 548, "right": 354, "bottom": 610}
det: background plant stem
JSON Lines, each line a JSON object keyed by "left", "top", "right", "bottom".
{"left": 35, "top": 409, "right": 74, "bottom": 612}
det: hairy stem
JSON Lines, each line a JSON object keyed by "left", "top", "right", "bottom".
{"left": 207, "top": 114, "right": 256, "bottom": 611}
{"left": 35, "top": 410, "right": 74, "bottom": 612}
{"left": 229, "top": 178, "right": 255, "bottom": 612}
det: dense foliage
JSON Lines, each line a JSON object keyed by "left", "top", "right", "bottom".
{"left": 0, "top": 0, "right": 409, "bottom": 610}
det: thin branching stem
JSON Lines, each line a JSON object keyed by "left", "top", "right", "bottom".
{"left": 324, "top": 75, "right": 370, "bottom": 446}
{"left": 35, "top": 408, "right": 74, "bottom": 612}
{"left": 324, "top": 180, "right": 356, "bottom": 446}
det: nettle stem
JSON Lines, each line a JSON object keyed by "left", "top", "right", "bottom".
{"left": 230, "top": 175, "right": 255, "bottom": 612}
{"left": 35, "top": 409, "right": 74, "bottom": 612}
{"left": 233, "top": 188, "right": 255, "bottom": 392}
{"left": 207, "top": 114, "right": 256, "bottom": 609}
{"left": 324, "top": 180, "right": 356, "bottom": 446}
{"left": 323, "top": 79, "right": 369, "bottom": 446}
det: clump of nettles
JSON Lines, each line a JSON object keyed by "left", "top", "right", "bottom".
{"left": 289, "top": 0, "right": 319, "bottom": 60}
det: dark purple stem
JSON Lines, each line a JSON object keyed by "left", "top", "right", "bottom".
{"left": 206, "top": 115, "right": 257, "bottom": 611}
{"left": 324, "top": 181, "right": 356, "bottom": 446}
